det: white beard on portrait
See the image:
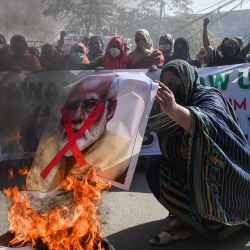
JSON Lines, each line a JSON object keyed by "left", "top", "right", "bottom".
{"left": 59, "top": 106, "right": 108, "bottom": 157}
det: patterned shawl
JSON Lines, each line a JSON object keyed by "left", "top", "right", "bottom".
{"left": 151, "top": 59, "right": 250, "bottom": 225}
{"left": 188, "top": 86, "right": 250, "bottom": 225}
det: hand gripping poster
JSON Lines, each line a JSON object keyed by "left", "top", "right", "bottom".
{"left": 0, "top": 72, "right": 157, "bottom": 250}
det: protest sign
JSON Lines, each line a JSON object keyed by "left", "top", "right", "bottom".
{"left": 140, "top": 63, "right": 250, "bottom": 156}
{"left": 199, "top": 63, "right": 250, "bottom": 143}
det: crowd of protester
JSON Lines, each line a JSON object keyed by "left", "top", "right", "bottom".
{"left": 1, "top": 17, "right": 250, "bottom": 72}
{"left": 0, "top": 15, "right": 250, "bottom": 248}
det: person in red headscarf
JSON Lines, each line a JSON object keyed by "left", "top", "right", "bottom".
{"left": 63, "top": 42, "right": 91, "bottom": 70}
{"left": 104, "top": 37, "right": 127, "bottom": 69}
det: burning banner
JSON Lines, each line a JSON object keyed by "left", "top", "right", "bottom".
{"left": 0, "top": 72, "right": 157, "bottom": 249}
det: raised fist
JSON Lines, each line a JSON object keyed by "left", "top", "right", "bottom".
{"left": 60, "top": 31, "right": 67, "bottom": 39}
{"left": 203, "top": 18, "right": 210, "bottom": 26}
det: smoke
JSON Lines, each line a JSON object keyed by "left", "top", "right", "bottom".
{"left": 0, "top": 0, "right": 61, "bottom": 46}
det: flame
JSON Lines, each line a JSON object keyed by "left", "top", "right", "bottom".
{"left": 18, "top": 167, "right": 29, "bottom": 176}
{"left": 4, "top": 168, "right": 110, "bottom": 250}
{"left": 8, "top": 169, "right": 14, "bottom": 179}
{"left": 4, "top": 132, "right": 22, "bottom": 145}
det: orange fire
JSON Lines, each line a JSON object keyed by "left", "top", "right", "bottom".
{"left": 4, "top": 132, "right": 22, "bottom": 145}
{"left": 18, "top": 167, "right": 29, "bottom": 176}
{"left": 8, "top": 169, "right": 14, "bottom": 179}
{"left": 4, "top": 168, "right": 110, "bottom": 250}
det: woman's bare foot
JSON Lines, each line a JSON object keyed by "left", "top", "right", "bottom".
{"left": 162, "top": 215, "right": 186, "bottom": 232}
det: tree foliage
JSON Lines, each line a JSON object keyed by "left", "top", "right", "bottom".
{"left": 159, "top": 12, "right": 221, "bottom": 57}
{"left": 41, "top": 0, "right": 115, "bottom": 37}
{"left": 41, "top": 0, "right": 220, "bottom": 56}
{"left": 41, "top": 0, "right": 192, "bottom": 39}
{"left": 115, "top": 0, "right": 220, "bottom": 56}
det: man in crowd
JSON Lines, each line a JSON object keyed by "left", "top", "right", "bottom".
{"left": 26, "top": 75, "right": 130, "bottom": 193}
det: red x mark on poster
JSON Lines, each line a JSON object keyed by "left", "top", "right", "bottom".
{"left": 40, "top": 102, "right": 105, "bottom": 179}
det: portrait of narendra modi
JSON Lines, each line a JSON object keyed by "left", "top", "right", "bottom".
{"left": 26, "top": 74, "right": 131, "bottom": 193}
{"left": 59, "top": 74, "right": 120, "bottom": 156}
{"left": 24, "top": 71, "right": 156, "bottom": 193}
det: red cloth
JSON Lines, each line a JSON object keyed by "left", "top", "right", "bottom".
{"left": 15, "top": 50, "right": 41, "bottom": 71}
{"left": 70, "top": 42, "right": 90, "bottom": 65}
{"left": 127, "top": 49, "right": 164, "bottom": 69}
{"left": 104, "top": 37, "right": 127, "bottom": 69}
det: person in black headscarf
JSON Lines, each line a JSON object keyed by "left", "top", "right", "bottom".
{"left": 169, "top": 38, "right": 189, "bottom": 61}
{"left": 208, "top": 38, "right": 247, "bottom": 66}
{"left": 146, "top": 59, "right": 250, "bottom": 246}
{"left": 167, "top": 38, "right": 200, "bottom": 67}
{"left": 0, "top": 34, "right": 18, "bottom": 72}
{"left": 203, "top": 18, "right": 247, "bottom": 66}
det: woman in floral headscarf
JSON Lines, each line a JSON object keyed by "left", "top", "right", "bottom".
{"left": 127, "top": 29, "right": 164, "bottom": 69}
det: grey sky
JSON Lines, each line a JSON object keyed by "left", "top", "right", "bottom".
{"left": 191, "top": 0, "right": 250, "bottom": 13}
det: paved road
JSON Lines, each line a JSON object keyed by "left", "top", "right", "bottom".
{"left": 1, "top": 169, "right": 250, "bottom": 249}
{"left": 102, "top": 170, "right": 250, "bottom": 250}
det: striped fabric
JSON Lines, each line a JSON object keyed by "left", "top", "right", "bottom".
{"left": 158, "top": 85, "right": 250, "bottom": 239}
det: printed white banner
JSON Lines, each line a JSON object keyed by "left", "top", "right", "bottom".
{"left": 140, "top": 63, "right": 250, "bottom": 155}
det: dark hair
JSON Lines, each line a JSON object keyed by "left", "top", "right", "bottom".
{"left": 10, "top": 34, "right": 27, "bottom": 48}
{"left": 89, "top": 36, "right": 104, "bottom": 50}
{"left": 174, "top": 37, "right": 189, "bottom": 50}
{"left": 234, "top": 37, "right": 243, "bottom": 47}
{"left": 41, "top": 44, "right": 54, "bottom": 58}
{"left": 82, "top": 36, "right": 90, "bottom": 44}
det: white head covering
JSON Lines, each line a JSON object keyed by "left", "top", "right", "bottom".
{"left": 135, "top": 29, "right": 154, "bottom": 54}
